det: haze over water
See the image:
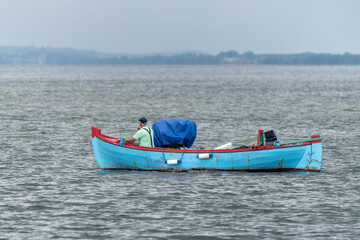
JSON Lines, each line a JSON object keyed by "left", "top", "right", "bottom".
{"left": 0, "top": 65, "right": 359, "bottom": 239}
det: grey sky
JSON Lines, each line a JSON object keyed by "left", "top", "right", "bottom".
{"left": 1, "top": 0, "right": 359, "bottom": 54}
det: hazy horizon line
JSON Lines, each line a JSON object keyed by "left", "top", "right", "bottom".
{"left": 0, "top": 45, "right": 357, "bottom": 56}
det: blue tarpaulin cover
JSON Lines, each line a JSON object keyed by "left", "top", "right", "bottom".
{"left": 152, "top": 118, "right": 197, "bottom": 148}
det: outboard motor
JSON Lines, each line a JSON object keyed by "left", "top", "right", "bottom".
{"left": 264, "top": 130, "right": 277, "bottom": 146}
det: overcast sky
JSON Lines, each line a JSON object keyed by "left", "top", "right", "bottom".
{"left": 1, "top": 0, "right": 359, "bottom": 54}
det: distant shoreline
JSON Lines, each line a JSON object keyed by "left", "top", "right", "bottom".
{"left": 1, "top": 46, "right": 359, "bottom": 65}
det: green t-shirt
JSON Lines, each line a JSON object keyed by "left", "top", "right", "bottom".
{"left": 133, "top": 126, "right": 155, "bottom": 148}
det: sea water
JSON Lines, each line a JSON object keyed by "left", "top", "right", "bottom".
{"left": 0, "top": 65, "right": 359, "bottom": 239}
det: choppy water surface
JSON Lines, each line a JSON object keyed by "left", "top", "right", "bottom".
{"left": 0, "top": 65, "right": 359, "bottom": 239}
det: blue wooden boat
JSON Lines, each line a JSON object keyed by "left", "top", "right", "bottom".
{"left": 91, "top": 127, "right": 323, "bottom": 172}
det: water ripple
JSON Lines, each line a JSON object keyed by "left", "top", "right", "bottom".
{"left": 1, "top": 65, "right": 359, "bottom": 239}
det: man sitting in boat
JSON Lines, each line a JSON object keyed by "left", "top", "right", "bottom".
{"left": 125, "top": 117, "right": 155, "bottom": 148}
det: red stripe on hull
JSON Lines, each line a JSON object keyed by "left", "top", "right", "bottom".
{"left": 92, "top": 126, "right": 322, "bottom": 154}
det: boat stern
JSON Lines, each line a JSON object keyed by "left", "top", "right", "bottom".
{"left": 297, "top": 135, "right": 323, "bottom": 172}
{"left": 306, "top": 141, "right": 323, "bottom": 171}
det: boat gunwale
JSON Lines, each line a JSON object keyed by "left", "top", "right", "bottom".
{"left": 92, "top": 126, "right": 322, "bottom": 154}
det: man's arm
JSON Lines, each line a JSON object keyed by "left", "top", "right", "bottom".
{"left": 126, "top": 129, "right": 144, "bottom": 145}
{"left": 125, "top": 137, "right": 136, "bottom": 143}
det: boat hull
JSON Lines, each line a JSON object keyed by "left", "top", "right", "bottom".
{"left": 92, "top": 128, "right": 323, "bottom": 172}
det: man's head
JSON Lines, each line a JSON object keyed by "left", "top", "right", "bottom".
{"left": 138, "top": 117, "right": 147, "bottom": 127}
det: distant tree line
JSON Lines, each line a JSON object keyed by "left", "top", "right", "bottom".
{"left": 1, "top": 46, "right": 360, "bottom": 65}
